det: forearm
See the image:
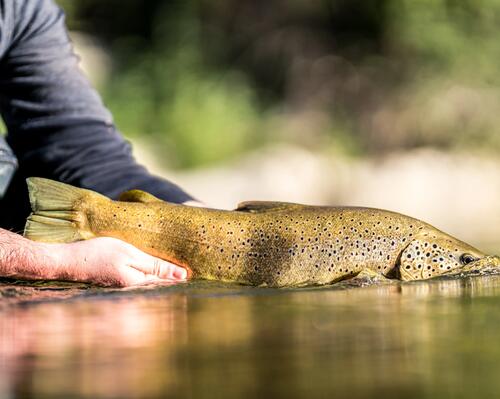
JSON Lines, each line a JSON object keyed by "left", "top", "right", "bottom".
{"left": 9, "top": 123, "right": 194, "bottom": 202}
{"left": 0, "top": 229, "right": 61, "bottom": 281}
{"left": 0, "top": 0, "right": 194, "bottom": 205}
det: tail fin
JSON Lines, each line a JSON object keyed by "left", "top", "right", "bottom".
{"left": 24, "top": 178, "right": 107, "bottom": 243}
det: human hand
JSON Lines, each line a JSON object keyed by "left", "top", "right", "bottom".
{"left": 56, "top": 199, "right": 202, "bottom": 286}
{"left": 48, "top": 237, "right": 188, "bottom": 287}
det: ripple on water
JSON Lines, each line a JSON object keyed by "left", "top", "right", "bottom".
{"left": 3, "top": 269, "right": 500, "bottom": 398}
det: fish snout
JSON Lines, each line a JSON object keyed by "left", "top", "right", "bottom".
{"left": 451, "top": 255, "right": 500, "bottom": 274}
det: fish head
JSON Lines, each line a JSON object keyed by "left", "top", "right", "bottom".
{"left": 399, "top": 233, "right": 487, "bottom": 281}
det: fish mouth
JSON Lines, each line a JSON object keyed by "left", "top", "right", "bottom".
{"left": 442, "top": 255, "right": 500, "bottom": 277}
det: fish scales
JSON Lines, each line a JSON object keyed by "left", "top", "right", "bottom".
{"left": 23, "top": 178, "right": 498, "bottom": 287}
{"left": 75, "top": 201, "right": 422, "bottom": 286}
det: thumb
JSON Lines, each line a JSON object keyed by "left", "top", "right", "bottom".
{"left": 129, "top": 251, "right": 188, "bottom": 280}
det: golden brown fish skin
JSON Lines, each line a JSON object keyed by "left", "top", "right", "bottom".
{"left": 24, "top": 178, "right": 489, "bottom": 287}
{"left": 67, "top": 198, "right": 483, "bottom": 286}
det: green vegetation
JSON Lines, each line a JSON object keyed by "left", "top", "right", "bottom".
{"left": 59, "top": 0, "right": 500, "bottom": 167}
{"left": 103, "top": 49, "right": 262, "bottom": 168}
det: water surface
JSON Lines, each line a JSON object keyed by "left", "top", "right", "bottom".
{"left": 1, "top": 274, "right": 500, "bottom": 398}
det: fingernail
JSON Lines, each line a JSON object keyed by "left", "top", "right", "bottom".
{"left": 174, "top": 267, "right": 187, "bottom": 279}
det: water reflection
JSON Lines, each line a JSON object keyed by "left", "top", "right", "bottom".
{"left": 2, "top": 275, "right": 500, "bottom": 398}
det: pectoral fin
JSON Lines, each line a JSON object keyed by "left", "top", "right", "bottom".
{"left": 235, "top": 201, "right": 305, "bottom": 213}
{"left": 119, "top": 190, "right": 164, "bottom": 203}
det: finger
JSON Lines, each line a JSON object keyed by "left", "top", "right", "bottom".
{"left": 118, "top": 265, "right": 152, "bottom": 287}
{"left": 121, "top": 269, "right": 183, "bottom": 288}
{"left": 129, "top": 252, "right": 188, "bottom": 280}
{"left": 118, "top": 267, "right": 173, "bottom": 287}
{"left": 139, "top": 274, "right": 181, "bottom": 286}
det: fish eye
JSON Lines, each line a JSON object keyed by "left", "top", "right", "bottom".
{"left": 460, "top": 254, "right": 477, "bottom": 265}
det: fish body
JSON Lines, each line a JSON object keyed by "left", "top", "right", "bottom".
{"left": 24, "top": 178, "right": 495, "bottom": 287}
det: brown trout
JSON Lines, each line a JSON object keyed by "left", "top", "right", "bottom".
{"left": 23, "top": 178, "right": 499, "bottom": 287}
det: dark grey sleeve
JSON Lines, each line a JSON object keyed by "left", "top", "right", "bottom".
{"left": 0, "top": 0, "right": 194, "bottom": 204}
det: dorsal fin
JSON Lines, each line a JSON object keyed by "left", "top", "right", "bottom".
{"left": 119, "top": 189, "right": 164, "bottom": 203}
{"left": 235, "top": 201, "right": 305, "bottom": 213}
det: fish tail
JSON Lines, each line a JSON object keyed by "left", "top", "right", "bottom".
{"left": 24, "top": 177, "right": 106, "bottom": 243}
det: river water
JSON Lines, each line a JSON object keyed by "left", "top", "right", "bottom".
{"left": 1, "top": 273, "right": 500, "bottom": 399}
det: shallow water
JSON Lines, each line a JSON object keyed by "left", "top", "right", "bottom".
{"left": 2, "top": 273, "right": 500, "bottom": 399}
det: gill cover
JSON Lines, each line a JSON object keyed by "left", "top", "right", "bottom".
{"left": 399, "top": 234, "right": 485, "bottom": 281}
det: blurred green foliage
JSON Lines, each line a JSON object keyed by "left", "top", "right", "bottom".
{"left": 103, "top": 46, "right": 262, "bottom": 167}
{"left": 59, "top": 0, "right": 500, "bottom": 168}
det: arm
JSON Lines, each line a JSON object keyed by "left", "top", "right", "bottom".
{"left": 0, "top": 0, "right": 194, "bottom": 285}
{"left": 0, "top": 0, "right": 194, "bottom": 215}
{"left": 0, "top": 229, "right": 186, "bottom": 286}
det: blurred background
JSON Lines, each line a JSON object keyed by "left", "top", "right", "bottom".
{"left": 58, "top": 0, "right": 500, "bottom": 250}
